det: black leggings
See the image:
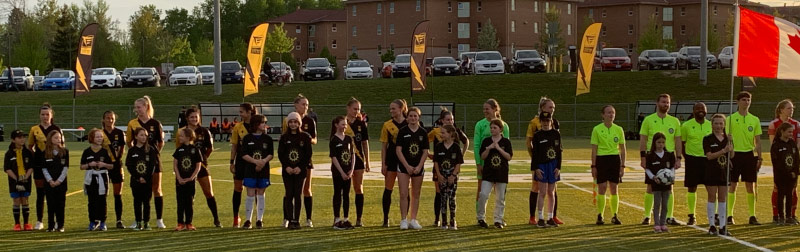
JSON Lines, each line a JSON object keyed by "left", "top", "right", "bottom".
{"left": 176, "top": 181, "right": 196, "bottom": 224}
{"left": 283, "top": 174, "right": 305, "bottom": 222}
{"left": 777, "top": 180, "right": 797, "bottom": 218}
{"left": 332, "top": 172, "right": 352, "bottom": 219}
{"left": 45, "top": 183, "right": 66, "bottom": 230}
{"left": 132, "top": 183, "right": 152, "bottom": 222}
{"left": 86, "top": 175, "right": 108, "bottom": 223}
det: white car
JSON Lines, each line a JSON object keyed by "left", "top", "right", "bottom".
{"left": 198, "top": 65, "right": 214, "bottom": 84}
{"left": 344, "top": 59, "right": 374, "bottom": 80}
{"left": 169, "top": 66, "right": 202, "bottom": 86}
{"left": 718, "top": 46, "right": 734, "bottom": 69}
{"left": 474, "top": 51, "right": 505, "bottom": 75}
{"left": 90, "top": 68, "right": 122, "bottom": 88}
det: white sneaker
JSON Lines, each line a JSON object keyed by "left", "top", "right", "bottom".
{"left": 306, "top": 219, "right": 314, "bottom": 228}
{"left": 410, "top": 219, "right": 423, "bottom": 230}
{"left": 156, "top": 219, "right": 166, "bottom": 229}
{"left": 400, "top": 219, "right": 409, "bottom": 230}
{"left": 283, "top": 219, "right": 289, "bottom": 228}
{"left": 128, "top": 221, "right": 138, "bottom": 229}
{"left": 34, "top": 221, "right": 44, "bottom": 230}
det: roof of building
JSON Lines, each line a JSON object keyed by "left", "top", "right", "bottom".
{"left": 268, "top": 9, "right": 346, "bottom": 24}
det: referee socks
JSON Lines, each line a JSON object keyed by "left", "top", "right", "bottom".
{"left": 643, "top": 193, "right": 654, "bottom": 218}
{"left": 687, "top": 192, "right": 697, "bottom": 216}
{"left": 727, "top": 193, "right": 736, "bottom": 217}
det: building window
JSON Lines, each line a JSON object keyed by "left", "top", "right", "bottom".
{"left": 352, "top": 5, "right": 357, "bottom": 16}
{"left": 628, "top": 43, "right": 633, "bottom": 53}
{"left": 545, "top": 2, "right": 549, "bottom": 11}
{"left": 680, "top": 25, "right": 686, "bottom": 35}
{"left": 377, "top": 3, "right": 382, "bottom": 14}
{"left": 378, "top": 45, "right": 382, "bottom": 54}
{"left": 390, "top": 2, "right": 394, "bottom": 13}
{"left": 308, "top": 41, "right": 316, "bottom": 53}
{"left": 602, "top": 26, "right": 607, "bottom": 36}
{"left": 663, "top": 26, "right": 673, "bottom": 39}
{"left": 448, "top": 43, "right": 452, "bottom": 54}
{"left": 567, "top": 24, "right": 572, "bottom": 35}
{"left": 308, "top": 25, "right": 316, "bottom": 37}
{"left": 332, "top": 40, "right": 337, "bottom": 49}
{"left": 568, "top": 4, "right": 572, "bottom": 14}
{"left": 534, "top": 22, "right": 539, "bottom": 33}
{"left": 663, "top": 7, "right": 673, "bottom": 21}
{"left": 352, "top": 26, "right": 357, "bottom": 37}
{"left": 377, "top": 24, "right": 382, "bottom": 35}
{"left": 477, "top": 1, "right": 482, "bottom": 12}
{"left": 458, "top": 23, "right": 470, "bottom": 38}
{"left": 477, "top": 22, "right": 482, "bottom": 33}
{"left": 416, "top": 0, "right": 421, "bottom": 11}
{"left": 589, "top": 9, "right": 593, "bottom": 18}
{"left": 332, "top": 23, "right": 337, "bottom": 32}
{"left": 713, "top": 24, "right": 717, "bottom": 33}
{"left": 535, "top": 1, "right": 539, "bottom": 12}
{"left": 628, "top": 25, "right": 633, "bottom": 35}
{"left": 448, "top": 1, "right": 452, "bottom": 12}
{"left": 602, "top": 9, "right": 607, "bottom": 18}
{"left": 628, "top": 7, "right": 633, "bottom": 16}
{"left": 511, "top": 0, "right": 515, "bottom": 11}
{"left": 390, "top": 24, "right": 395, "bottom": 34}
{"left": 511, "top": 21, "right": 516, "bottom": 32}
{"left": 352, "top": 46, "right": 357, "bottom": 54}
{"left": 458, "top": 2, "right": 470, "bottom": 17}
{"left": 681, "top": 7, "right": 686, "bottom": 16}
{"left": 295, "top": 41, "right": 301, "bottom": 51}
{"left": 390, "top": 44, "right": 394, "bottom": 50}
{"left": 458, "top": 44, "right": 470, "bottom": 53}
{"left": 448, "top": 22, "right": 452, "bottom": 33}
{"left": 296, "top": 25, "right": 301, "bottom": 34}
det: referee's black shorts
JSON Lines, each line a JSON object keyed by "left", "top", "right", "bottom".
{"left": 684, "top": 155, "right": 706, "bottom": 187}
{"left": 596, "top": 155, "right": 621, "bottom": 184}
{"left": 731, "top": 151, "right": 757, "bottom": 183}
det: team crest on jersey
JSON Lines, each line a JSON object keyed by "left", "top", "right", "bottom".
{"left": 668, "top": 128, "right": 674, "bottom": 134}
{"left": 289, "top": 149, "right": 300, "bottom": 162}
{"left": 419, "top": 135, "right": 424, "bottom": 142}
{"left": 748, "top": 126, "right": 754, "bottom": 132}
{"left": 614, "top": 137, "right": 619, "bottom": 143}
{"left": 136, "top": 161, "right": 147, "bottom": 174}
{"left": 787, "top": 156, "right": 794, "bottom": 167}
{"left": 182, "top": 157, "right": 192, "bottom": 171}
{"left": 145, "top": 154, "right": 150, "bottom": 162}
{"left": 355, "top": 134, "right": 362, "bottom": 142}
{"left": 191, "top": 148, "right": 196, "bottom": 154}
{"left": 341, "top": 151, "right": 351, "bottom": 164}
{"left": 491, "top": 155, "right": 502, "bottom": 167}
{"left": 717, "top": 156, "right": 727, "bottom": 167}
{"left": 547, "top": 148, "right": 557, "bottom": 159}
{"left": 452, "top": 153, "right": 457, "bottom": 159}
{"left": 253, "top": 151, "right": 262, "bottom": 160}
{"left": 441, "top": 160, "right": 451, "bottom": 170}
{"left": 60, "top": 158, "right": 66, "bottom": 165}
{"left": 409, "top": 143, "right": 420, "bottom": 157}
{"left": 99, "top": 156, "right": 105, "bottom": 162}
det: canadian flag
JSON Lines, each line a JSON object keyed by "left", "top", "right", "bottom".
{"left": 735, "top": 6, "right": 800, "bottom": 80}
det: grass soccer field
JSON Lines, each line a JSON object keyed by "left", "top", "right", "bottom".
{"left": 0, "top": 138, "right": 795, "bottom": 251}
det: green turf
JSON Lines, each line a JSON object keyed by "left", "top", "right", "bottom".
{"left": 0, "top": 138, "right": 794, "bottom": 251}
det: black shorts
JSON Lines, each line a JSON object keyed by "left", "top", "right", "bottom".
{"left": 398, "top": 165, "right": 425, "bottom": 178}
{"left": 684, "top": 155, "right": 706, "bottom": 187}
{"left": 354, "top": 157, "right": 366, "bottom": 171}
{"left": 234, "top": 159, "right": 246, "bottom": 180}
{"left": 731, "top": 151, "right": 757, "bottom": 183}
{"left": 108, "top": 162, "right": 124, "bottom": 184}
{"left": 385, "top": 160, "right": 399, "bottom": 172}
{"left": 596, "top": 155, "right": 622, "bottom": 184}
{"left": 197, "top": 165, "right": 210, "bottom": 179}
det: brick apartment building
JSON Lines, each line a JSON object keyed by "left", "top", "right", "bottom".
{"left": 577, "top": 0, "right": 770, "bottom": 61}
{"left": 774, "top": 6, "right": 800, "bottom": 24}
{"left": 267, "top": 9, "right": 349, "bottom": 68}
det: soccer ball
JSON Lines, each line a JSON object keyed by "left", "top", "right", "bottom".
{"left": 655, "top": 169, "right": 675, "bottom": 185}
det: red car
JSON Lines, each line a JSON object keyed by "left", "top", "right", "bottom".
{"left": 595, "top": 48, "right": 632, "bottom": 71}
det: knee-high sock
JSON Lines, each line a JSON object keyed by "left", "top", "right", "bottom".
{"left": 382, "top": 189, "right": 392, "bottom": 220}
{"left": 772, "top": 190, "right": 779, "bottom": 217}
{"left": 747, "top": 193, "right": 756, "bottom": 217}
{"left": 793, "top": 190, "right": 798, "bottom": 217}
{"left": 206, "top": 196, "right": 219, "bottom": 221}
{"left": 232, "top": 191, "right": 242, "bottom": 217}
{"left": 687, "top": 192, "right": 697, "bottom": 215}
{"left": 666, "top": 192, "right": 675, "bottom": 218}
{"left": 553, "top": 191, "right": 559, "bottom": 217}
{"left": 256, "top": 195, "right": 265, "bottom": 221}
{"left": 610, "top": 194, "right": 620, "bottom": 214}
{"left": 596, "top": 194, "right": 606, "bottom": 216}
{"left": 644, "top": 193, "right": 654, "bottom": 218}
{"left": 154, "top": 196, "right": 163, "bottom": 220}
{"left": 719, "top": 202, "right": 728, "bottom": 228}
{"left": 36, "top": 188, "right": 45, "bottom": 222}
{"left": 529, "top": 191, "right": 538, "bottom": 218}
{"left": 434, "top": 192, "right": 441, "bottom": 221}
{"left": 114, "top": 195, "right": 123, "bottom": 221}
{"left": 244, "top": 196, "right": 255, "bottom": 221}
{"left": 22, "top": 205, "right": 29, "bottom": 224}
{"left": 355, "top": 194, "right": 364, "bottom": 220}
{"left": 13, "top": 205, "right": 20, "bottom": 224}
{"left": 707, "top": 202, "right": 716, "bottom": 226}
{"left": 727, "top": 192, "right": 736, "bottom": 217}
{"left": 304, "top": 196, "right": 313, "bottom": 220}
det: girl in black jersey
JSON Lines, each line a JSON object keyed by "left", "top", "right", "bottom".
{"left": 428, "top": 108, "right": 468, "bottom": 227}
{"left": 345, "top": 98, "right": 370, "bottom": 227}
{"left": 279, "top": 112, "right": 313, "bottom": 230}
{"left": 41, "top": 131, "right": 68, "bottom": 232}
{"left": 771, "top": 123, "right": 800, "bottom": 225}
{"left": 172, "top": 128, "right": 203, "bottom": 231}
{"left": 645, "top": 133, "right": 675, "bottom": 233}
{"left": 532, "top": 112, "right": 562, "bottom": 228}
{"left": 380, "top": 99, "right": 408, "bottom": 227}
{"left": 101, "top": 111, "right": 127, "bottom": 229}
{"left": 182, "top": 106, "right": 221, "bottom": 227}
{"left": 433, "top": 125, "right": 463, "bottom": 230}
{"left": 395, "top": 107, "right": 428, "bottom": 230}
{"left": 330, "top": 116, "right": 356, "bottom": 230}
{"left": 704, "top": 114, "right": 732, "bottom": 236}
{"left": 127, "top": 96, "right": 166, "bottom": 229}
{"left": 28, "top": 103, "right": 62, "bottom": 230}
{"left": 240, "top": 115, "right": 274, "bottom": 229}
{"left": 80, "top": 129, "right": 115, "bottom": 231}
{"left": 6, "top": 130, "right": 33, "bottom": 231}
{"left": 127, "top": 128, "right": 160, "bottom": 230}
{"left": 477, "top": 119, "right": 513, "bottom": 229}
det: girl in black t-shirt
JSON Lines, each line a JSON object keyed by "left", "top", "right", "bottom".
{"left": 330, "top": 116, "right": 356, "bottom": 229}
{"left": 172, "top": 128, "right": 203, "bottom": 231}
{"left": 645, "top": 133, "right": 675, "bottom": 233}
{"left": 241, "top": 115, "right": 274, "bottom": 229}
{"left": 80, "top": 129, "right": 115, "bottom": 231}
{"left": 126, "top": 128, "right": 159, "bottom": 230}
{"left": 345, "top": 98, "right": 370, "bottom": 227}
{"left": 703, "top": 114, "right": 732, "bottom": 236}
{"left": 428, "top": 108, "right": 469, "bottom": 228}
{"left": 5, "top": 130, "right": 33, "bottom": 231}
{"left": 433, "top": 125, "right": 463, "bottom": 230}
{"left": 102, "top": 110, "right": 127, "bottom": 229}
{"left": 478, "top": 119, "right": 513, "bottom": 229}
{"left": 182, "top": 106, "right": 220, "bottom": 227}
{"left": 532, "top": 113, "right": 562, "bottom": 228}
{"left": 279, "top": 112, "right": 313, "bottom": 230}
{"left": 395, "top": 107, "right": 429, "bottom": 230}
{"left": 771, "top": 122, "right": 800, "bottom": 224}
{"left": 41, "top": 131, "right": 68, "bottom": 232}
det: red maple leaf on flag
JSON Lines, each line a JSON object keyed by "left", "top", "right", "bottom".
{"left": 790, "top": 31, "right": 800, "bottom": 56}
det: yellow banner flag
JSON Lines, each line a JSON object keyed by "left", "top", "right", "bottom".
{"left": 244, "top": 23, "right": 269, "bottom": 97}
{"left": 576, "top": 23, "right": 602, "bottom": 96}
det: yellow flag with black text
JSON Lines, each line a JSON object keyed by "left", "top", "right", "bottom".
{"left": 244, "top": 23, "right": 269, "bottom": 97}
{"left": 576, "top": 23, "right": 602, "bottom": 96}
{"left": 410, "top": 20, "right": 430, "bottom": 93}
{"left": 74, "top": 23, "right": 98, "bottom": 97}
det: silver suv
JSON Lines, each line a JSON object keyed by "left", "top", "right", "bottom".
{"left": 1, "top": 67, "right": 35, "bottom": 91}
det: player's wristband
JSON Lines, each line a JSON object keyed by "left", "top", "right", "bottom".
{"left": 640, "top": 151, "right": 647, "bottom": 157}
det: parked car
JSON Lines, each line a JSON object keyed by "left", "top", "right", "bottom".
{"left": 392, "top": 54, "right": 412, "bottom": 78}
{"left": 344, "top": 59, "right": 374, "bottom": 80}
{"left": 0, "top": 67, "right": 34, "bottom": 91}
{"left": 677, "top": 46, "right": 717, "bottom": 69}
{"left": 33, "top": 76, "right": 45, "bottom": 90}
{"left": 670, "top": 52, "right": 679, "bottom": 58}
{"left": 458, "top": 52, "right": 477, "bottom": 75}
{"left": 198, "top": 65, "right": 214, "bottom": 84}
{"left": 510, "top": 50, "right": 546, "bottom": 73}
{"left": 637, "top": 49, "right": 676, "bottom": 70}
{"left": 169, "top": 66, "right": 202, "bottom": 86}
{"left": 596, "top": 48, "right": 632, "bottom": 71}
{"left": 90, "top": 68, "right": 122, "bottom": 88}
{"left": 221, "top": 61, "right": 244, "bottom": 84}
{"left": 261, "top": 62, "right": 294, "bottom": 84}
{"left": 431, "top": 57, "right": 460, "bottom": 76}
{"left": 474, "top": 51, "right": 505, "bottom": 75}
{"left": 41, "top": 70, "right": 75, "bottom": 91}
{"left": 122, "top": 67, "right": 160, "bottom": 87}
{"left": 303, "top": 58, "right": 335, "bottom": 81}
{"left": 718, "top": 46, "right": 734, "bottom": 69}
{"left": 425, "top": 58, "right": 433, "bottom": 76}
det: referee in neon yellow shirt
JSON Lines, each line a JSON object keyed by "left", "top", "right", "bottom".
{"left": 725, "top": 91, "right": 763, "bottom": 226}
{"left": 681, "top": 102, "right": 711, "bottom": 225}
{"left": 639, "top": 94, "right": 682, "bottom": 226}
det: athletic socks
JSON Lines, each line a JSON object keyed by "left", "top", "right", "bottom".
{"left": 114, "top": 195, "right": 123, "bottom": 221}
{"left": 718, "top": 202, "right": 728, "bottom": 228}
{"left": 232, "top": 191, "right": 242, "bottom": 217}
{"left": 538, "top": 210, "right": 544, "bottom": 220}
{"left": 772, "top": 190, "right": 779, "bottom": 217}
{"left": 596, "top": 194, "right": 606, "bottom": 216}
{"left": 256, "top": 195, "right": 265, "bottom": 221}
{"left": 382, "top": 189, "right": 392, "bottom": 221}
{"left": 355, "top": 194, "right": 364, "bottom": 220}
{"left": 245, "top": 196, "right": 255, "bottom": 221}
{"left": 22, "top": 205, "right": 29, "bottom": 224}
{"left": 666, "top": 192, "right": 675, "bottom": 218}
{"left": 644, "top": 193, "right": 654, "bottom": 218}
{"left": 304, "top": 196, "right": 313, "bottom": 220}
{"left": 13, "top": 205, "right": 20, "bottom": 224}
{"left": 553, "top": 191, "right": 559, "bottom": 217}
{"left": 727, "top": 192, "right": 736, "bottom": 217}
{"left": 206, "top": 196, "right": 219, "bottom": 222}
{"left": 610, "top": 194, "right": 620, "bottom": 214}
{"left": 154, "top": 196, "right": 163, "bottom": 220}
{"left": 707, "top": 202, "right": 716, "bottom": 226}
{"left": 747, "top": 193, "right": 756, "bottom": 217}
{"left": 530, "top": 191, "right": 538, "bottom": 218}
{"left": 687, "top": 192, "right": 697, "bottom": 215}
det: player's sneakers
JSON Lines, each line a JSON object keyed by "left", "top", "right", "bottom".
{"left": 283, "top": 219, "right": 289, "bottom": 228}
{"left": 116, "top": 220, "right": 125, "bottom": 229}
{"left": 185, "top": 224, "right": 196, "bottom": 231}
{"left": 434, "top": 220, "right": 441, "bottom": 227}
{"left": 537, "top": 219, "right": 547, "bottom": 228}
{"left": 214, "top": 220, "right": 222, "bottom": 228}
{"left": 382, "top": 218, "right": 390, "bottom": 228}
{"left": 666, "top": 218, "right": 681, "bottom": 226}
{"left": 129, "top": 221, "right": 138, "bottom": 229}
{"left": 355, "top": 219, "right": 363, "bottom": 227}
{"left": 727, "top": 216, "right": 735, "bottom": 225}
{"left": 494, "top": 222, "right": 504, "bottom": 229}
{"left": 290, "top": 221, "right": 301, "bottom": 230}
{"left": 611, "top": 214, "right": 622, "bottom": 225}
{"left": 773, "top": 216, "right": 781, "bottom": 224}
{"left": 661, "top": 225, "right": 669, "bottom": 232}
{"left": 791, "top": 217, "right": 800, "bottom": 225}
{"left": 88, "top": 222, "right": 97, "bottom": 231}
{"left": 596, "top": 214, "right": 605, "bottom": 225}
{"left": 708, "top": 225, "right": 718, "bottom": 235}
{"left": 410, "top": 219, "right": 422, "bottom": 230}
{"left": 547, "top": 219, "right": 558, "bottom": 228}
{"left": 653, "top": 225, "right": 662, "bottom": 233}
{"left": 641, "top": 217, "right": 650, "bottom": 225}
{"left": 13, "top": 224, "right": 21, "bottom": 231}
{"left": 687, "top": 214, "right": 696, "bottom": 225}
{"left": 133, "top": 221, "right": 142, "bottom": 231}
{"left": 306, "top": 219, "right": 314, "bottom": 228}
{"left": 449, "top": 220, "right": 458, "bottom": 230}
{"left": 156, "top": 219, "right": 166, "bottom": 229}
{"left": 718, "top": 226, "right": 731, "bottom": 236}
{"left": 174, "top": 223, "right": 186, "bottom": 231}
{"left": 529, "top": 216, "right": 537, "bottom": 225}
{"left": 749, "top": 216, "right": 761, "bottom": 225}
{"left": 23, "top": 223, "right": 32, "bottom": 231}
{"left": 233, "top": 216, "right": 241, "bottom": 228}
{"left": 552, "top": 216, "right": 564, "bottom": 225}
{"left": 34, "top": 221, "right": 43, "bottom": 230}
{"left": 333, "top": 221, "right": 345, "bottom": 230}
{"left": 242, "top": 220, "right": 252, "bottom": 229}
{"left": 399, "top": 219, "right": 409, "bottom": 230}
{"left": 477, "top": 220, "right": 489, "bottom": 228}
{"left": 98, "top": 221, "right": 107, "bottom": 231}
{"left": 778, "top": 218, "right": 786, "bottom": 225}
{"left": 342, "top": 220, "right": 354, "bottom": 230}
{"left": 441, "top": 223, "right": 449, "bottom": 230}
{"left": 256, "top": 220, "right": 263, "bottom": 229}
{"left": 143, "top": 222, "right": 152, "bottom": 231}
{"left": 57, "top": 227, "right": 64, "bottom": 232}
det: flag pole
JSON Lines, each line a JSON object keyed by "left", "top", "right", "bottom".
{"left": 727, "top": 1, "right": 741, "bottom": 204}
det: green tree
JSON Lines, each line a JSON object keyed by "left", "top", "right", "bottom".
{"left": 12, "top": 19, "right": 49, "bottom": 73}
{"left": 265, "top": 23, "right": 296, "bottom": 57}
{"left": 241, "top": 0, "right": 269, "bottom": 29}
{"left": 266, "top": 0, "right": 288, "bottom": 17}
{"left": 49, "top": 5, "right": 78, "bottom": 70}
{"left": 318, "top": 0, "right": 343, "bottom": 9}
{"left": 349, "top": 52, "right": 359, "bottom": 60}
{"left": 637, "top": 15, "right": 663, "bottom": 54}
{"left": 381, "top": 48, "right": 395, "bottom": 62}
{"left": 111, "top": 41, "right": 139, "bottom": 70}
{"left": 725, "top": 10, "right": 734, "bottom": 47}
{"left": 538, "top": 5, "right": 566, "bottom": 57}
{"left": 691, "top": 22, "right": 720, "bottom": 53}
{"left": 222, "top": 39, "right": 248, "bottom": 63}
{"left": 165, "top": 36, "right": 197, "bottom": 66}
{"left": 193, "top": 38, "right": 214, "bottom": 65}
{"left": 162, "top": 8, "right": 193, "bottom": 38}
{"left": 129, "top": 5, "right": 165, "bottom": 66}
{"left": 286, "top": 0, "right": 316, "bottom": 13}
{"left": 477, "top": 19, "right": 500, "bottom": 51}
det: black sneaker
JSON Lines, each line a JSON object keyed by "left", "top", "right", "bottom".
{"left": 214, "top": 220, "right": 222, "bottom": 228}
{"left": 641, "top": 217, "right": 650, "bottom": 225}
{"left": 749, "top": 216, "right": 761, "bottom": 225}
{"left": 255, "top": 220, "right": 263, "bottom": 229}
{"left": 790, "top": 217, "right": 800, "bottom": 225}
{"left": 434, "top": 220, "right": 441, "bottom": 227}
{"left": 242, "top": 220, "right": 252, "bottom": 229}
{"left": 494, "top": 222, "right": 504, "bottom": 229}
{"left": 333, "top": 221, "right": 345, "bottom": 230}
{"left": 355, "top": 219, "right": 363, "bottom": 227}
{"left": 779, "top": 218, "right": 787, "bottom": 225}
{"left": 611, "top": 214, "right": 622, "bottom": 225}
{"left": 715, "top": 214, "right": 720, "bottom": 226}
{"left": 382, "top": 219, "right": 390, "bottom": 228}
{"left": 478, "top": 220, "right": 489, "bottom": 228}
{"left": 538, "top": 219, "right": 547, "bottom": 228}
{"left": 708, "top": 225, "right": 718, "bottom": 235}
{"left": 291, "top": 221, "right": 301, "bottom": 230}
{"left": 547, "top": 219, "right": 559, "bottom": 227}
{"left": 666, "top": 218, "right": 681, "bottom": 226}
{"left": 773, "top": 216, "right": 781, "bottom": 224}
{"left": 343, "top": 220, "right": 354, "bottom": 230}
{"left": 727, "top": 216, "right": 735, "bottom": 225}
{"left": 116, "top": 220, "right": 125, "bottom": 229}
{"left": 596, "top": 214, "right": 605, "bottom": 225}
{"left": 719, "top": 226, "right": 731, "bottom": 236}
{"left": 687, "top": 214, "right": 696, "bottom": 226}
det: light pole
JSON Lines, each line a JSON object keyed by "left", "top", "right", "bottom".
{"left": 213, "top": 0, "right": 222, "bottom": 95}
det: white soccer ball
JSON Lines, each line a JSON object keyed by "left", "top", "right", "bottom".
{"left": 655, "top": 169, "right": 675, "bottom": 185}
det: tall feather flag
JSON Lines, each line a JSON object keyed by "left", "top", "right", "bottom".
{"left": 244, "top": 23, "right": 270, "bottom": 97}
{"left": 74, "top": 23, "right": 98, "bottom": 97}
{"left": 576, "top": 23, "right": 602, "bottom": 96}
{"left": 410, "top": 20, "right": 430, "bottom": 93}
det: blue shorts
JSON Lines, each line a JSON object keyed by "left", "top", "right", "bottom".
{"left": 10, "top": 191, "right": 31, "bottom": 198}
{"left": 243, "top": 178, "right": 270, "bottom": 189}
{"left": 535, "top": 160, "right": 560, "bottom": 184}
